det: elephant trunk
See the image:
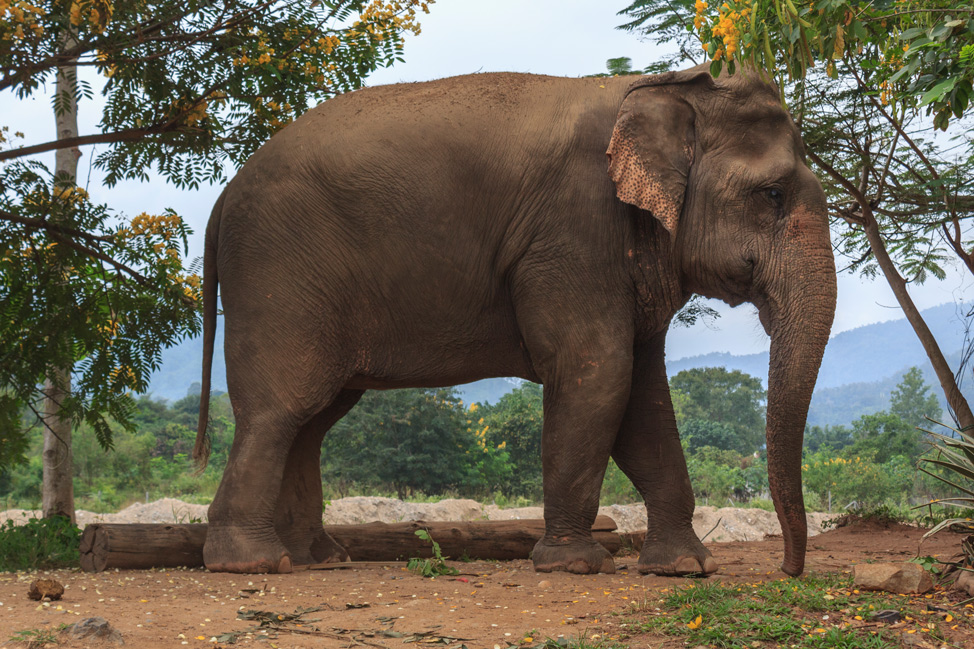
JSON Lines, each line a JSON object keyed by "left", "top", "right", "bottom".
{"left": 763, "top": 250, "right": 836, "bottom": 576}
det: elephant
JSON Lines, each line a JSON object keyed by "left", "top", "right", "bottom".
{"left": 194, "top": 64, "right": 836, "bottom": 577}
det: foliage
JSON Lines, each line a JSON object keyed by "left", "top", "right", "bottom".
{"left": 891, "top": 366, "right": 943, "bottom": 426}
{"left": 407, "top": 529, "right": 458, "bottom": 577}
{"left": 846, "top": 411, "right": 923, "bottom": 464}
{"left": 671, "top": 367, "right": 766, "bottom": 453}
{"left": 802, "top": 449, "right": 914, "bottom": 510}
{"left": 324, "top": 388, "right": 503, "bottom": 500}
{"left": 0, "top": 514, "right": 80, "bottom": 570}
{"left": 0, "top": 390, "right": 233, "bottom": 510}
{"left": 681, "top": 0, "right": 974, "bottom": 130}
{"left": 804, "top": 423, "right": 853, "bottom": 453}
{"left": 917, "top": 420, "right": 974, "bottom": 537}
{"left": 8, "top": 628, "right": 61, "bottom": 649}
{"left": 480, "top": 382, "right": 544, "bottom": 500}
{"left": 601, "top": 458, "right": 640, "bottom": 505}
{"left": 1, "top": 0, "right": 433, "bottom": 466}
{"left": 626, "top": 573, "right": 950, "bottom": 648}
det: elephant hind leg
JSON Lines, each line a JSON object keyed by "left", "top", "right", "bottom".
{"left": 274, "top": 389, "right": 363, "bottom": 566}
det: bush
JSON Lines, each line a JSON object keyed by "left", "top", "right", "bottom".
{"left": 0, "top": 516, "right": 81, "bottom": 571}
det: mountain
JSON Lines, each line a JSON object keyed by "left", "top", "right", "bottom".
{"left": 666, "top": 303, "right": 969, "bottom": 390}
{"left": 148, "top": 303, "right": 971, "bottom": 424}
{"left": 147, "top": 320, "right": 521, "bottom": 405}
{"left": 665, "top": 303, "right": 971, "bottom": 426}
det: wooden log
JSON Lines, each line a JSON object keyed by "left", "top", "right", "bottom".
{"left": 79, "top": 516, "right": 620, "bottom": 572}
{"left": 329, "top": 516, "right": 621, "bottom": 561}
{"left": 79, "top": 523, "right": 207, "bottom": 572}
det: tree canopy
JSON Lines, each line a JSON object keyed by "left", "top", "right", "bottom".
{"left": 671, "top": 367, "right": 767, "bottom": 453}
{"left": 1, "top": 0, "right": 432, "bottom": 463}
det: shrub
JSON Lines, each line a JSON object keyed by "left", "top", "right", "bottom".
{"left": 0, "top": 516, "right": 81, "bottom": 571}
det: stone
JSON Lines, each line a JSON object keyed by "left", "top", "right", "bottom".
{"left": 853, "top": 562, "right": 933, "bottom": 595}
{"left": 954, "top": 568, "right": 974, "bottom": 596}
{"left": 27, "top": 578, "right": 64, "bottom": 601}
{"left": 65, "top": 617, "right": 124, "bottom": 644}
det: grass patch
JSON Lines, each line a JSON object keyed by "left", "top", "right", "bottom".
{"left": 0, "top": 515, "right": 81, "bottom": 571}
{"left": 619, "top": 573, "right": 959, "bottom": 648}
{"left": 8, "top": 627, "right": 60, "bottom": 648}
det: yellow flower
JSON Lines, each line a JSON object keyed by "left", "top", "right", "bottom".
{"left": 687, "top": 615, "right": 702, "bottom": 629}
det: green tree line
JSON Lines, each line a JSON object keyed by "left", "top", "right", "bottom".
{"left": 0, "top": 367, "right": 953, "bottom": 513}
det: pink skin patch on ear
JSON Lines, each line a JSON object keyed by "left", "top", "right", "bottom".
{"left": 606, "top": 132, "right": 679, "bottom": 234}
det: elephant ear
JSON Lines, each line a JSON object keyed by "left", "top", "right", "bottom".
{"left": 607, "top": 71, "right": 711, "bottom": 236}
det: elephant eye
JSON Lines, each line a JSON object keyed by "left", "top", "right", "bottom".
{"left": 766, "top": 187, "right": 784, "bottom": 203}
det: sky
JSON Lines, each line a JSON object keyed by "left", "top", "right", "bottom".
{"left": 3, "top": 0, "right": 971, "bottom": 360}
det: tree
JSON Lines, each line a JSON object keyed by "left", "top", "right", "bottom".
{"left": 619, "top": 0, "right": 974, "bottom": 433}
{"left": 1, "top": 0, "right": 433, "bottom": 509}
{"left": 670, "top": 367, "right": 767, "bottom": 453}
{"left": 481, "top": 382, "right": 544, "bottom": 500}
{"left": 804, "top": 423, "right": 853, "bottom": 453}
{"left": 324, "top": 388, "right": 476, "bottom": 499}
{"left": 681, "top": 418, "right": 748, "bottom": 453}
{"left": 890, "top": 366, "right": 943, "bottom": 427}
{"left": 847, "top": 411, "right": 922, "bottom": 464}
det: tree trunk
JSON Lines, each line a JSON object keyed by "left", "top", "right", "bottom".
{"left": 42, "top": 368, "right": 74, "bottom": 521}
{"left": 861, "top": 209, "right": 974, "bottom": 431}
{"left": 42, "top": 28, "right": 81, "bottom": 522}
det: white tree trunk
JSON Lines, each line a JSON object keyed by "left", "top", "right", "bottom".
{"left": 42, "top": 29, "right": 81, "bottom": 522}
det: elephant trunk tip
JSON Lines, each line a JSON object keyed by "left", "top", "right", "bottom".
{"left": 780, "top": 558, "right": 804, "bottom": 577}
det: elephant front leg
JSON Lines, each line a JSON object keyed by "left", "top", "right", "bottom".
{"left": 530, "top": 339, "right": 633, "bottom": 575}
{"left": 612, "top": 334, "right": 717, "bottom": 576}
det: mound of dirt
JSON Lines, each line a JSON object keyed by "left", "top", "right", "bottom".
{"left": 1, "top": 497, "right": 834, "bottom": 543}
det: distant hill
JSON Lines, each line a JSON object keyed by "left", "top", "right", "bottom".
{"left": 666, "top": 303, "right": 968, "bottom": 390}
{"left": 148, "top": 320, "right": 521, "bottom": 405}
{"left": 149, "top": 303, "right": 972, "bottom": 424}
{"left": 666, "top": 303, "right": 971, "bottom": 426}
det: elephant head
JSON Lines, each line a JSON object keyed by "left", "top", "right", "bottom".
{"left": 607, "top": 66, "right": 836, "bottom": 576}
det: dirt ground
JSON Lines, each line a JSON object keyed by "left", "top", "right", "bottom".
{"left": 1, "top": 519, "right": 972, "bottom": 649}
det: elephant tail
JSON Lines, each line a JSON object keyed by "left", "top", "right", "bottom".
{"left": 194, "top": 189, "right": 224, "bottom": 471}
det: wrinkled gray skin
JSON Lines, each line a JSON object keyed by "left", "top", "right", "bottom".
{"left": 195, "top": 65, "right": 836, "bottom": 577}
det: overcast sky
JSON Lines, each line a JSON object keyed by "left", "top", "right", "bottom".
{"left": 3, "top": 0, "right": 970, "bottom": 360}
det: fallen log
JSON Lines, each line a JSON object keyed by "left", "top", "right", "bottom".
{"left": 79, "top": 516, "right": 621, "bottom": 572}
{"left": 79, "top": 523, "right": 207, "bottom": 573}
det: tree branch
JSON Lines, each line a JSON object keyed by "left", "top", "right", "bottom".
{"left": 0, "top": 124, "right": 181, "bottom": 162}
{"left": 1, "top": 208, "right": 150, "bottom": 285}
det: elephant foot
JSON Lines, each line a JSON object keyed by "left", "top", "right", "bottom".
{"left": 532, "top": 538, "right": 616, "bottom": 574}
{"left": 204, "top": 526, "right": 293, "bottom": 574}
{"left": 309, "top": 530, "right": 351, "bottom": 564}
{"left": 637, "top": 537, "right": 718, "bottom": 577}
{"left": 277, "top": 527, "right": 350, "bottom": 566}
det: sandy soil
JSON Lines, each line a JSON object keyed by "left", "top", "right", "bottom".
{"left": 1, "top": 517, "right": 972, "bottom": 649}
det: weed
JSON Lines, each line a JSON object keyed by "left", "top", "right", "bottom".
{"left": 533, "top": 635, "right": 626, "bottom": 649}
{"left": 621, "top": 573, "right": 947, "bottom": 648}
{"left": 9, "top": 627, "right": 59, "bottom": 648}
{"left": 407, "top": 529, "right": 459, "bottom": 577}
{"left": 0, "top": 516, "right": 81, "bottom": 571}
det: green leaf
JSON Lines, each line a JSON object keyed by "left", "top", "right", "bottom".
{"left": 919, "top": 78, "right": 957, "bottom": 106}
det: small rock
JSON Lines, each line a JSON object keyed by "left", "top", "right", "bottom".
{"left": 65, "top": 617, "right": 124, "bottom": 644}
{"left": 537, "top": 580, "right": 551, "bottom": 589}
{"left": 954, "top": 569, "right": 974, "bottom": 596}
{"left": 27, "top": 578, "right": 64, "bottom": 601}
{"left": 869, "top": 609, "right": 903, "bottom": 623}
{"left": 853, "top": 563, "right": 933, "bottom": 594}
{"left": 899, "top": 630, "right": 934, "bottom": 648}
